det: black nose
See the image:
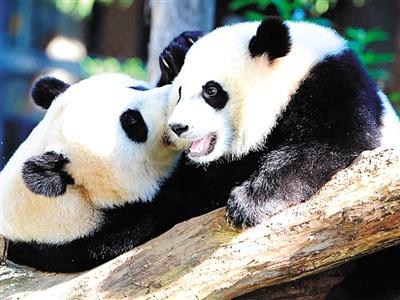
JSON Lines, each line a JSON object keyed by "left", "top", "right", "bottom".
{"left": 169, "top": 123, "right": 189, "bottom": 137}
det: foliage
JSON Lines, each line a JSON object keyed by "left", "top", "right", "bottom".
{"left": 345, "top": 27, "right": 395, "bottom": 81}
{"left": 52, "top": 0, "right": 145, "bottom": 80}
{"left": 389, "top": 92, "right": 400, "bottom": 103}
{"left": 52, "top": 0, "right": 134, "bottom": 20}
{"left": 229, "top": 0, "right": 398, "bottom": 107}
{"left": 80, "top": 57, "right": 147, "bottom": 80}
{"left": 229, "top": 0, "right": 337, "bottom": 25}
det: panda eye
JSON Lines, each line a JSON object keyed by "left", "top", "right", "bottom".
{"left": 120, "top": 109, "right": 148, "bottom": 143}
{"left": 201, "top": 81, "right": 229, "bottom": 110}
{"left": 202, "top": 83, "right": 219, "bottom": 98}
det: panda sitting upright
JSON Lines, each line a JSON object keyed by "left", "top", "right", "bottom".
{"left": 164, "top": 17, "right": 400, "bottom": 228}
{"left": 0, "top": 74, "right": 179, "bottom": 272}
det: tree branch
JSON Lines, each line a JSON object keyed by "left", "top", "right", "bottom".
{"left": 1, "top": 147, "right": 400, "bottom": 300}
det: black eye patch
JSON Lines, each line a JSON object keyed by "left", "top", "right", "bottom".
{"left": 129, "top": 85, "right": 148, "bottom": 91}
{"left": 120, "top": 109, "right": 148, "bottom": 143}
{"left": 201, "top": 81, "right": 229, "bottom": 110}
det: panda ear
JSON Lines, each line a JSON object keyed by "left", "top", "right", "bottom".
{"left": 31, "top": 77, "right": 70, "bottom": 109}
{"left": 248, "top": 17, "right": 291, "bottom": 61}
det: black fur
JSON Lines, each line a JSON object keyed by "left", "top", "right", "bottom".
{"left": 22, "top": 151, "right": 74, "bottom": 197}
{"left": 129, "top": 85, "right": 148, "bottom": 91}
{"left": 226, "top": 49, "right": 382, "bottom": 227}
{"left": 157, "top": 31, "right": 204, "bottom": 87}
{"left": 7, "top": 151, "right": 262, "bottom": 272}
{"left": 31, "top": 77, "right": 70, "bottom": 109}
{"left": 120, "top": 109, "right": 148, "bottom": 143}
{"left": 249, "top": 17, "right": 291, "bottom": 60}
{"left": 202, "top": 81, "right": 229, "bottom": 110}
{"left": 7, "top": 39, "right": 386, "bottom": 275}
{"left": 7, "top": 200, "right": 169, "bottom": 272}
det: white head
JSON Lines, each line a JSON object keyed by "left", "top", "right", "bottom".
{"left": 0, "top": 74, "right": 179, "bottom": 243}
{"left": 54, "top": 74, "right": 178, "bottom": 206}
{"left": 167, "top": 17, "right": 346, "bottom": 164}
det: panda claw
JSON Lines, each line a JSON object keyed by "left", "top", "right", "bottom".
{"left": 161, "top": 57, "right": 170, "bottom": 69}
{"left": 187, "top": 37, "right": 195, "bottom": 45}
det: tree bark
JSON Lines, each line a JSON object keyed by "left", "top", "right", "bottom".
{"left": 147, "top": 0, "right": 215, "bottom": 84}
{"left": 1, "top": 147, "right": 400, "bottom": 300}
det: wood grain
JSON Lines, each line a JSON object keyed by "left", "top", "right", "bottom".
{"left": 1, "top": 147, "right": 399, "bottom": 300}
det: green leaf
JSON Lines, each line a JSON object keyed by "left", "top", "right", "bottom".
{"left": 244, "top": 11, "right": 266, "bottom": 21}
{"left": 117, "top": 0, "right": 134, "bottom": 8}
{"left": 272, "top": 0, "right": 293, "bottom": 19}
{"left": 306, "top": 17, "right": 332, "bottom": 27}
{"left": 389, "top": 92, "right": 400, "bottom": 103}
{"left": 76, "top": 0, "right": 95, "bottom": 19}
{"left": 367, "top": 68, "right": 390, "bottom": 81}
{"left": 364, "top": 28, "right": 389, "bottom": 44}
{"left": 347, "top": 40, "right": 364, "bottom": 56}
{"left": 345, "top": 27, "right": 367, "bottom": 43}
{"left": 362, "top": 51, "right": 395, "bottom": 65}
{"left": 228, "top": 0, "right": 257, "bottom": 11}
{"left": 256, "top": 0, "right": 273, "bottom": 10}
{"left": 80, "top": 56, "right": 147, "bottom": 80}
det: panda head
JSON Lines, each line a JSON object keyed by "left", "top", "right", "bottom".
{"left": 26, "top": 74, "right": 177, "bottom": 207}
{"left": 167, "top": 17, "right": 346, "bottom": 163}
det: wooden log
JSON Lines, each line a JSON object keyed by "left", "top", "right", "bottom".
{"left": 1, "top": 147, "right": 400, "bottom": 300}
{"left": 235, "top": 265, "right": 353, "bottom": 300}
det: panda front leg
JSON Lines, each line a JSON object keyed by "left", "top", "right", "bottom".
{"left": 226, "top": 144, "right": 355, "bottom": 228}
{"left": 157, "top": 31, "right": 204, "bottom": 87}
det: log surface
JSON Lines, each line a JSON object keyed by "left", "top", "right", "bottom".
{"left": 1, "top": 147, "right": 400, "bottom": 300}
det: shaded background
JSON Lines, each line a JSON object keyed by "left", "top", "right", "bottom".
{"left": 0, "top": 0, "right": 399, "bottom": 169}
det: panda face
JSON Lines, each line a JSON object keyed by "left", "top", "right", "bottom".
{"left": 56, "top": 74, "right": 178, "bottom": 207}
{"left": 167, "top": 22, "right": 275, "bottom": 163}
{"left": 0, "top": 74, "right": 180, "bottom": 244}
{"left": 168, "top": 20, "right": 347, "bottom": 163}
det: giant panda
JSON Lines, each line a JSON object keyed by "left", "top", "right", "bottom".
{"left": 0, "top": 73, "right": 180, "bottom": 272}
{"left": 161, "top": 18, "right": 400, "bottom": 299}
{"left": 166, "top": 17, "right": 400, "bottom": 227}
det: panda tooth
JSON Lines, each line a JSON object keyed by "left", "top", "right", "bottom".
{"left": 187, "top": 38, "right": 195, "bottom": 45}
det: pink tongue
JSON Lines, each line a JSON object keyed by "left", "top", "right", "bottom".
{"left": 190, "top": 135, "right": 212, "bottom": 155}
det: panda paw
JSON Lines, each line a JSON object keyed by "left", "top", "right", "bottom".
{"left": 225, "top": 185, "right": 265, "bottom": 229}
{"left": 158, "top": 31, "right": 204, "bottom": 86}
{"left": 22, "top": 151, "right": 74, "bottom": 197}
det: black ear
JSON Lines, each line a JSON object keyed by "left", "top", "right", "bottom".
{"left": 31, "top": 77, "right": 70, "bottom": 109}
{"left": 22, "top": 151, "right": 74, "bottom": 197}
{"left": 248, "top": 17, "right": 291, "bottom": 61}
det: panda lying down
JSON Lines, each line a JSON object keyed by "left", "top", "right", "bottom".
{"left": 0, "top": 74, "right": 181, "bottom": 271}
{"left": 162, "top": 17, "right": 400, "bottom": 300}
{"left": 165, "top": 17, "right": 400, "bottom": 228}
{"left": 2, "top": 18, "right": 400, "bottom": 276}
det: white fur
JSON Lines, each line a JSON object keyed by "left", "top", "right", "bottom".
{"left": 168, "top": 21, "right": 346, "bottom": 162}
{"left": 378, "top": 91, "right": 400, "bottom": 149}
{"left": 0, "top": 74, "right": 178, "bottom": 244}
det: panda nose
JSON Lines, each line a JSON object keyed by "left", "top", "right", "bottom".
{"left": 169, "top": 123, "right": 189, "bottom": 137}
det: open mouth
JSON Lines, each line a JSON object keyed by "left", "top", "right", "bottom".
{"left": 189, "top": 132, "right": 217, "bottom": 157}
